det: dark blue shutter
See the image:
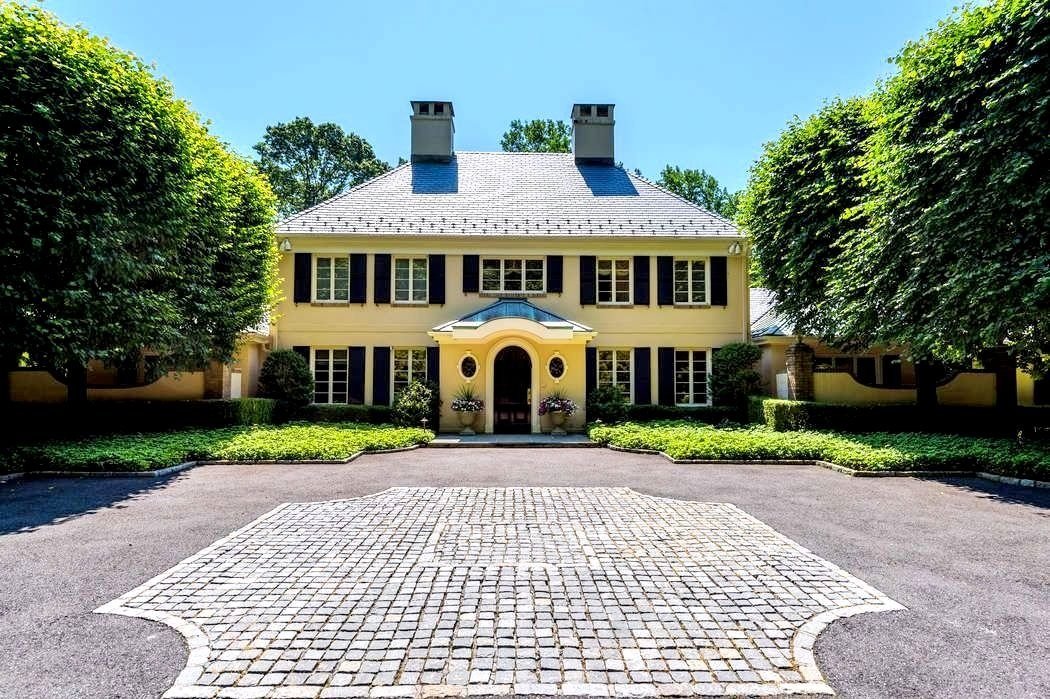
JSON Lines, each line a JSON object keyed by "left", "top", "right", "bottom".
{"left": 547, "top": 256, "right": 563, "bottom": 293}
{"left": 658, "top": 347, "right": 675, "bottom": 406}
{"left": 657, "top": 256, "right": 673, "bottom": 306}
{"left": 634, "top": 347, "right": 651, "bottom": 405}
{"left": 374, "top": 254, "right": 391, "bottom": 304}
{"left": 580, "top": 256, "right": 597, "bottom": 305}
{"left": 428, "top": 254, "right": 445, "bottom": 304}
{"left": 349, "top": 253, "right": 367, "bottom": 303}
{"left": 372, "top": 347, "right": 391, "bottom": 406}
{"left": 348, "top": 347, "right": 366, "bottom": 404}
{"left": 463, "top": 255, "right": 479, "bottom": 293}
{"left": 710, "top": 256, "right": 728, "bottom": 306}
{"left": 292, "top": 345, "right": 310, "bottom": 365}
{"left": 293, "top": 253, "right": 312, "bottom": 303}
{"left": 633, "top": 256, "right": 650, "bottom": 306}
{"left": 586, "top": 346, "right": 597, "bottom": 401}
{"left": 426, "top": 346, "right": 440, "bottom": 388}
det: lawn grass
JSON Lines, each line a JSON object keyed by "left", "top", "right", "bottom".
{"left": 5, "top": 422, "right": 434, "bottom": 473}
{"left": 588, "top": 421, "right": 1050, "bottom": 480}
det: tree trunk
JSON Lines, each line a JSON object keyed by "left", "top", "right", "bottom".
{"left": 915, "top": 360, "right": 939, "bottom": 409}
{"left": 66, "top": 359, "right": 88, "bottom": 403}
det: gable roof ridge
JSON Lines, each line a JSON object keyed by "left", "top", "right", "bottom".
{"left": 625, "top": 169, "right": 739, "bottom": 228}
{"left": 278, "top": 160, "right": 413, "bottom": 227}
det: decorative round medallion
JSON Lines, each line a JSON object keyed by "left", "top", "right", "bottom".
{"left": 547, "top": 355, "right": 566, "bottom": 382}
{"left": 459, "top": 354, "right": 478, "bottom": 380}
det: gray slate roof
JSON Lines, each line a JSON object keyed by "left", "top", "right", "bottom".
{"left": 433, "top": 298, "right": 592, "bottom": 333}
{"left": 750, "top": 287, "right": 797, "bottom": 338}
{"left": 279, "top": 152, "right": 741, "bottom": 238}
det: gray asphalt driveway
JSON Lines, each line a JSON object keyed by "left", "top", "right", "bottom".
{"left": 0, "top": 447, "right": 1047, "bottom": 698}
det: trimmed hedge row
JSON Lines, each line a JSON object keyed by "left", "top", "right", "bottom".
{"left": 3, "top": 398, "right": 278, "bottom": 441}
{"left": 289, "top": 403, "right": 393, "bottom": 425}
{"left": 625, "top": 403, "right": 743, "bottom": 424}
{"left": 6, "top": 422, "right": 434, "bottom": 473}
{"left": 588, "top": 421, "right": 1050, "bottom": 480}
{"left": 749, "top": 397, "right": 1050, "bottom": 436}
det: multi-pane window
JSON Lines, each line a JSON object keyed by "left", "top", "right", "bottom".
{"left": 481, "top": 258, "right": 544, "bottom": 293}
{"left": 314, "top": 256, "right": 349, "bottom": 301}
{"left": 597, "top": 258, "right": 631, "bottom": 304}
{"left": 394, "top": 257, "right": 428, "bottom": 303}
{"left": 313, "top": 348, "right": 348, "bottom": 404}
{"left": 393, "top": 348, "right": 427, "bottom": 396}
{"left": 597, "top": 349, "right": 632, "bottom": 398}
{"left": 673, "top": 259, "right": 707, "bottom": 304}
{"left": 674, "top": 349, "right": 709, "bottom": 406}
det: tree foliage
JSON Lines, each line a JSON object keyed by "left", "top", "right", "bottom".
{"left": 657, "top": 165, "right": 740, "bottom": 219}
{"left": 741, "top": 0, "right": 1049, "bottom": 372}
{"left": 738, "top": 98, "right": 873, "bottom": 337}
{"left": 833, "top": 0, "right": 1049, "bottom": 368}
{"left": 0, "top": 4, "right": 278, "bottom": 398}
{"left": 500, "top": 119, "right": 571, "bottom": 153}
{"left": 254, "top": 116, "right": 390, "bottom": 217}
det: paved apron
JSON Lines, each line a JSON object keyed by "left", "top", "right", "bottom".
{"left": 98, "top": 487, "right": 903, "bottom": 698}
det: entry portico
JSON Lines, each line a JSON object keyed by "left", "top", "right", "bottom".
{"left": 430, "top": 299, "right": 595, "bottom": 434}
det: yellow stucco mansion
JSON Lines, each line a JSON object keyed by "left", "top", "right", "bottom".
{"left": 271, "top": 101, "right": 750, "bottom": 433}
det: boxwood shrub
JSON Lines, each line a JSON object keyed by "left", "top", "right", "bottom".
{"left": 588, "top": 420, "right": 1050, "bottom": 480}
{"left": 626, "top": 404, "right": 743, "bottom": 424}
{"left": 290, "top": 403, "right": 392, "bottom": 425}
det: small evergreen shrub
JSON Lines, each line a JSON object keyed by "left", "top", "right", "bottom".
{"left": 711, "top": 343, "right": 762, "bottom": 408}
{"left": 258, "top": 349, "right": 313, "bottom": 407}
{"left": 391, "top": 380, "right": 441, "bottom": 428}
{"left": 291, "top": 403, "right": 392, "bottom": 424}
{"left": 587, "top": 385, "right": 629, "bottom": 423}
{"left": 227, "top": 397, "right": 276, "bottom": 425}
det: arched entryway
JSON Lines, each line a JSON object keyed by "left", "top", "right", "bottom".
{"left": 492, "top": 346, "right": 532, "bottom": 433}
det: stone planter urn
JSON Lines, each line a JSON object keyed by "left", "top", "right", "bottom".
{"left": 457, "top": 410, "right": 477, "bottom": 436}
{"left": 549, "top": 410, "right": 567, "bottom": 436}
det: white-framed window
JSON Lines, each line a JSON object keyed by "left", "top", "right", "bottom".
{"left": 312, "top": 348, "right": 348, "bottom": 404}
{"left": 597, "top": 258, "right": 631, "bottom": 305}
{"left": 673, "top": 258, "right": 708, "bottom": 305}
{"left": 674, "top": 349, "right": 709, "bottom": 406}
{"left": 393, "top": 348, "right": 427, "bottom": 396}
{"left": 394, "top": 257, "right": 428, "bottom": 303}
{"left": 481, "top": 258, "right": 544, "bottom": 293}
{"left": 597, "top": 349, "right": 632, "bottom": 399}
{"left": 314, "top": 256, "right": 350, "bottom": 302}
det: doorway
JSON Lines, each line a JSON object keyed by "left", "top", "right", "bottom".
{"left": 493, "top": 346, "right": 531, "bottom": 433}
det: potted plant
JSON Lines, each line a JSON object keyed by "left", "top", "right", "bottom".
{"left": 537, "top": 392, "right": 578, "bottom": 436}
{"left": 450, "top": 384, "right": 484, "bottom": 435}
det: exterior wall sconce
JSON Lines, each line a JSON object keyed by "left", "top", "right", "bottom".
{"left": 280, "top": 238, "right": 293, "bottom": 252}
{"left": 727, "top": 241, "right": 743, "bottom": 255}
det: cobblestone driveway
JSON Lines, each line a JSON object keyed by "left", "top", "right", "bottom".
{"left": 98, "top": 487, "right": 903, "bottom": 698}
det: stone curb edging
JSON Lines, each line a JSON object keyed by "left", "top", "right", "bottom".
{"left": 0, "top": 443, "right": 425, "bottom": 482}
{"left": 603, "top": 444, "right": 1050, "bottom": 489}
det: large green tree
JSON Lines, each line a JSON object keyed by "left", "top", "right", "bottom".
{"left": 0, "top": 4, "right": 278, "bottom": 400}
{"left": 738, "top": 98, "right": 873, "bottom": 337}
{"left": 832, "top": 0, "right": 1049, "bottom": 372}
{"left": 500, "top": 119, "right": 571, "bottom": 153}
{"left": 254, "top": 117, "right": 390, "bottom": 218}
{"left": 657, "top": 165, "right": 740, "bottom": 219}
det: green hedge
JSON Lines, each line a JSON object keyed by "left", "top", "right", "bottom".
{"left": 6, "top": 422, "right": 434, "bottom": 473}
{"left": 289, "top": 403, "right": 393, "bottom": 425}
{"left": 626, "top": 403, "right": 743, "bottom": 424}
{"left": 749, "top": 397, "right": 1050, "bottom": 436}
{"left": 588, "top": 421, "right": 1050, "bottom": 480}
{"left": 3, "top": 398, "right": 278, "bottom": 442}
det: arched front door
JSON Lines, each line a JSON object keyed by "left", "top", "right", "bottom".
{"left": 493, "top": 346, "right": 532, "bottom": 433}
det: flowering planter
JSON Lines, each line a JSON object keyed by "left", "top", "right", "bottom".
{"left": 456, "top": 410, "right": 478, "bottom": 436}
{"left": 549, "top": 410, "right": 567, "bottom": 436}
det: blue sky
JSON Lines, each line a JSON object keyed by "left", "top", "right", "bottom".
{"left": 41, "top": 0, "right": 956, "bottom": 191}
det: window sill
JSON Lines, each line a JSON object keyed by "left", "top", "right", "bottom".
{"left": 311, "top": 301, "right": 353, "bottom": 306}
{"left": 596, "top": 303, "right": 635, "bottom": 308}
{"left": 479, "top": 291, "right": 546, "bottom": 298}
{"left": 670, "top": 303, "right": 712, "bottom": 308}
{"left": 392, "top": 301, "right": 429, "bottom": 306}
